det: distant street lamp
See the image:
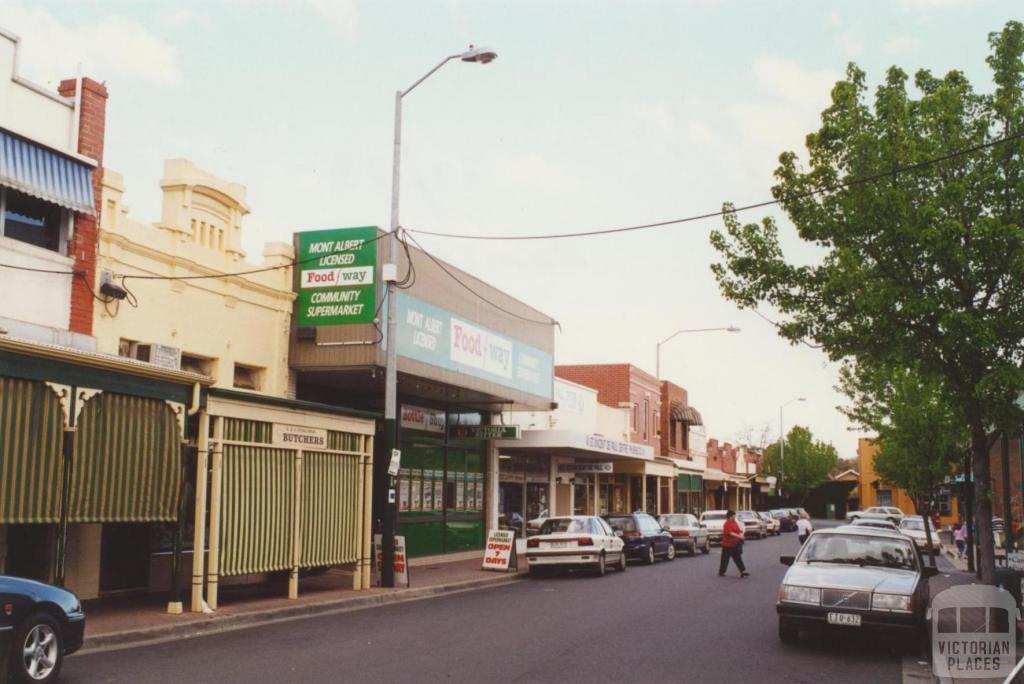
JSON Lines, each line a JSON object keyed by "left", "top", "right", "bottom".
{"left": 381, "top": 45, "right": 498, "bottom": 588}
{"left": 778, "top": 396, "right": 807, "bottom": 499}
{"left": 655, "top": 326, "right": 740, "bottom": 379}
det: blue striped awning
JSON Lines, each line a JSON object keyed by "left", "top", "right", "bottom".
{"left": 0, "top": 130, "right": 95, "bottom": 214}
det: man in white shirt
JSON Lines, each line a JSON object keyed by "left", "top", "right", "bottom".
{"left": 796, "top": 514, "right": 813, "bottom": 545}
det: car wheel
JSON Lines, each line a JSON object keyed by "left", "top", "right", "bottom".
{"left": 778, "top": 618, "right": 799, "bottom": 645}
{"left": 665, "top": 543, "right": 676, "bottom": 561}
{"left": 645, "top": 544, "right": 656, "bottom": 565}
{"left": 594, "top": 552, "right": 606, "bottom": 577}
{"left": 616, "top": 551, "right": 627, "bottom": 572}
{"left": 11, "top": 612, "right": 64, "bottom": 684}
{"left": 702, "top": 538, "right": 711, "bottom": 554}
{"left": 688, "top": 541, "right": 697, "bottom": 556}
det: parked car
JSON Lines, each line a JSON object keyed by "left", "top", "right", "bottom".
{"left": 700, "top": 510, "right": 729, "bottom": 544}
{"left": 776, "top": 526, "right": 936, "bottom": 646}
{"left": 898, "top": 516, "right": 942, "bottom": 552}
{"left": 849, "top": 518, "right": 900, "bottom": 532}
{"left": 1, "top": 574, "right": 86, "bottom": 684}
{"left": 771, "top": 509, "right": 797, "bottom": 532}
{"left": 738, "top": 510, "right": 767, "bottom": 539}
{"left": 526, "top": 515, "right": 626, "bottom": 576}
{"left": 848, "top": 506, "right": 905, "bottom": 525}
{"left": 658, "top": 513, "right": 711, "bottom": 555}
{"left": 759, "top": 511, "right": 781, "bottom": 536}
{"left": 603, "top": 512, "right": 676, "bottom": 564}
{"left": 845, "top": 509, "right": 862, "bottom": 522}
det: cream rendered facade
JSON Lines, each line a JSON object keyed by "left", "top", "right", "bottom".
{"left": 94, "top": 159, "right": 295, "bottom": 396}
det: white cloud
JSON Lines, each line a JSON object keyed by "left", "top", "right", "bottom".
{"left": 0, "top": 4, "right": 182, "bottom": 86}
{"left": 884, "top": 35, "right": 922, "bottom": 54}
{"left": 305, "top": 0, "right": 358, "bottom": 36}
{"left": 750, "top": 56, "right": 838, "bottom": 111}
{"left": 898, "top": 0, "right": 982, "bottom": 7}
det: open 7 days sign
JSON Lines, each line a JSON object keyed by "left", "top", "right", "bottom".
{"left": 296, "top": 226, "right": 377, "bottom": 327}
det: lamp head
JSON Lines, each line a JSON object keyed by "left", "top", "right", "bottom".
{"left": 727, "top": 326, "right": 741, "bottom": 333}
{"left": 460, "top": 45, "right": 498, "bottom": 64}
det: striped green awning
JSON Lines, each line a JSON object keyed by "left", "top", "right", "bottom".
{"left": 0, "top": 377, "right": 64, "bottom": 523}
{"left": 301, "top": 452, "right": 361, "bottom": 568}
{"left": 219, "top": 445, "right": 295, "bottom": 576}
{"left": 676, "top": 474, "right": 704, "bottom": 493}
{"left": 69, "top": 392, "right": 181, "bottom": 522}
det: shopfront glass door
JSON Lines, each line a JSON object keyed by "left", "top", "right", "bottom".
{"left": 573, "top": 476, "right": 593, "bottom": 515}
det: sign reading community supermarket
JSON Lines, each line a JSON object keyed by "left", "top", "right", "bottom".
{"left": 295, "top": 226, "right": 377, "bottom": 326}
{"left": 396, "top": 293, "right": 553, "bottom": 399}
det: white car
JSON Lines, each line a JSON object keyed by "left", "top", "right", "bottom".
{"left": 525, "top": 515, "right": 626, "bottom": 577}
{"left": 898, "top": 516, "right": 941, "bottom": 552}
{"left": 849, "top": 506, "right": 905, "bottom": 525}
{"left": 700, "top": 510, "right": 729, "bottom": 544}
{"left": 759, "top": 511, "right": 781, "bottom": 536}
{"left": 738, "top": 510, "right": 767, "bottom": 539}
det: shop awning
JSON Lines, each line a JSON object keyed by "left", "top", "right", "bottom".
{"left": 0, "top": 377, "right": 64, "bottom": 523}
{"left": 0, "top": 129, "right": 95, "bottom": 214}
{"left": 495, "top": 429, "right": 654, "bottom": 462}
{"left": 669, "top": 400, "right": 703, "bottom": 426}
{"left": 703, "top": 468, "right": 728, "bottom": 483}
{"left": 676, "top": 474, "right": 705, "bottom": 493}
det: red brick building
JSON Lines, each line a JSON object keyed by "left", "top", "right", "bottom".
{"left": 989, "top": 433, "right": 1024, "bottom": 544}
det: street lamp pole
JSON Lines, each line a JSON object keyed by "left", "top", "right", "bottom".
{"left": 382, "top": 46, "right": 497, "bottom": 588}
{"left": 655, "top": 326, "right": 739, "bottom": 378}
{"left": 778, "top": 396, "right": 806, "bottom": 501}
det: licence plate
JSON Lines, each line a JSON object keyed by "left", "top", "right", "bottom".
{"left": 547, "top": 541, "right": 571, "bottom": 549}
{"left": 827, "top": 612, "right": 861, "bottom": 627}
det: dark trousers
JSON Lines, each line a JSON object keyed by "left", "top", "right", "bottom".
{"left": 719, "top": 544, "right": 746, "bottom": 574}
{"left": 798, "top": 533, "right": 809, "bottom": 545}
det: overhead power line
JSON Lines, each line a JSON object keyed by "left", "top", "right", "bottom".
{"left": 406, "top": 130, "right": 1024, "bottom": 241}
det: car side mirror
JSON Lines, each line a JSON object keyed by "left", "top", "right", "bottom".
{"left": 780, "top": 555, "right": 795, "bottom": 566}
{"left": 614, "top": 530, "right": 623, "bottom": 538}
{"left": 922, "top": 566, "right": 939, "bottom": 578}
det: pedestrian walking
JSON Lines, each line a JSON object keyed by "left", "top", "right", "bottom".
{"left": 796, "top": 513, "right": 813, "bottom": 545}
{"left": 718, "top": 510, "right": 749, "bottom": 577}
{"left": 954, "top": 522, "right": 967, "bottom": 559}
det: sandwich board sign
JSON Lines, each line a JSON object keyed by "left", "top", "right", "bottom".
{"left": 482, "top": 529, "right": 517, "bottom": 572}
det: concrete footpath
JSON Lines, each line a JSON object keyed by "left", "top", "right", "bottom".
{"left": 80, "top": 556, "right": 526, "bottom": 654}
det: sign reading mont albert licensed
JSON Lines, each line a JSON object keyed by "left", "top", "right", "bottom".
{"left": 396, "top": 293, "right": 553, "bottom": 400}
{"left": 296, "top": 226, "right": 377, "bottom": 327}
{"left": 449, "top": 425, "right": 521, "bottom": 440}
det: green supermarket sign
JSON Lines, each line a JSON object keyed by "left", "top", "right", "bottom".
{"left": 296, "top": 226, "right": 377, "bottom": 326}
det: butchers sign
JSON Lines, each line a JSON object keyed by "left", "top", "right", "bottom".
{"left": 482, "top": 529, "right": 517, "bottom": 572}
{"left": 271, "top": 424, "right": 328, "bottom": 449}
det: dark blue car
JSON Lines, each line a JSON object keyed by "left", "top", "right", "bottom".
{"left": 602, "top": 512, "right": 676, "bottom": 564}
{"left": 1, "top": 574, "right": 85, "bottom": 683}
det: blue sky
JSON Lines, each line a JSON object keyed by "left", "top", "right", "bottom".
{"left": 2, "top": 0, "right": 1019, "bottom": 455}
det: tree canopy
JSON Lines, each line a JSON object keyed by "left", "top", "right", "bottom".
{"left": 709, "top": 21, "right": 1024, "bottom": 582}
{"left": 763, "top": 425, "right": 838, "bottom": 502}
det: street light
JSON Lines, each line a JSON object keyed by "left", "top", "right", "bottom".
{"left": 381, "top": 46, "right": 498, "bottom": 588}
{"left": 778, "top": 396, "right": 806, "bottom": 500}
{"left": 655, "top": 326, "right": 740, "bottom": 378}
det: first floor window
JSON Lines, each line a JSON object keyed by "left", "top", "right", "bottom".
{"left": 1, "top": 187, "right": 66, "bottom": 253}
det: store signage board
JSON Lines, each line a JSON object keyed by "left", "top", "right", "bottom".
{"left": 401, "top": 404, "right": 446, "bottom": 433}
{"left": 583, "top": 434, "right": 648, "bottom": 459}
{"left": 149, "top": 344, "right": 182, "bottom": 370}
{"left": 482, "top": 529, "right": 517, "bottom": 572}
{"left": 396, "top": 293, "right": 553, "bottom": 400}
{"left": 449, "top": 425, "right": 521, "bottom": 440}
{"left": 557, "top": 462, "right": 614, "bottom": 474}
{"left": 271, "top": 424, "right": 328, "bottom": 449}
{"left": 373, "top": 534, "right": 410, "bottom": 587}
{"left": 295, "top": 226, "right": 377, "bottom": 326}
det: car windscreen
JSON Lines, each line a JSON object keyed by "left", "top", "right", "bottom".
{"left": 900, "top": 519, "right": 931, "bottom": 531}
{"left": 702, "top": 513, "right": 726, "bottom": 521}
{"left": 659, "top": 515, "right": 688, "bottom": 527}
{"left": 539, "top": 518, "right": 589, "bottom": 534}
{"left": 605, "top": 517, "right": 637, "bottom": 532}
{"left": 802, "top": 534, "right": 917, "bottom": 570}
{"left": 738, "top": 512, "right": 757, "bottom": 520}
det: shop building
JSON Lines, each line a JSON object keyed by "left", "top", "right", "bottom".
{"left": 857, "top": 438, "right": 959, "bottom": 526}
{"left": 704, "top": 439, "right": 751, "bottom": 510}
{"left": 660, "top": 380, "right": 706, "bottom": 514}
{"left": 289, "top": 228, "right": 556, "bottom": 559}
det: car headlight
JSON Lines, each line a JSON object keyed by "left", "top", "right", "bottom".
{"left": 872, "top": 593, "right": 911, "bottom": 612}
{"left": 779, "top": 585, "right": 821, "bottom": 605}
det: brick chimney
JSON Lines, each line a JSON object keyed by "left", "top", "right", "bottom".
{"left": 57, "top": 77, "right": 108, "bottom": 336}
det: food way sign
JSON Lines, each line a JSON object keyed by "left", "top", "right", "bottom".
{"left": 296, "top": 226, "right": 377, "bottom": 326}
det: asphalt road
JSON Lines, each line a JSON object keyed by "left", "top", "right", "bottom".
{"left": 63, "top": 528, "right": 907, "bottom": 684}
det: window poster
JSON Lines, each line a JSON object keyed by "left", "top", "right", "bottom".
{"left": 399, "top": 471, "right": 410, "bottom": 512}
{"left": 433, "top": 477, "right": 444, "bottom": 512}
{"left": 421, "top": 470, "right": 433, "bottom": 511}
{"left": 456, "top": 475, "right": 466, "bottom": 511}
{"left": 472, "top": 474, "right": 483, "bottom": 510}
{"left": 410, "top": 469, "right": 423, "bottom": 511}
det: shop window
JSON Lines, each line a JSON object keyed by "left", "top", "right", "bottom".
{"left": 643, "top": 399, "right": 649, "bottom": 440}
{"left": 632, "top": 404, "right": 638, "bottom": 432}
{"left": 233, "top": 362, "right": 264, "bottom": 391}
{"left": 877, "top": 489, "right": 893, "bottom": 507}
{"left": 654, "top": 412, "right": 660, "bottom": 437}
{"left": 0, "top": 187, "right": 67, "bottom": 253}
{"left": 936, "top": 489, "right": 952, "bottom": 516}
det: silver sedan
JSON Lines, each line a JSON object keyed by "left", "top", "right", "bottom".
{"left": 658, "top": 513, "right": 711, "bottom": 556}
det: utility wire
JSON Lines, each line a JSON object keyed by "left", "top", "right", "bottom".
{"left": 406, "top": 130, "right": 1024, "bottom": 241}
{"left": 0, "top": 263, "right": 81, "bottom": 275}
{"left": 404, "top": 230, "right": 560, "bottom": 328}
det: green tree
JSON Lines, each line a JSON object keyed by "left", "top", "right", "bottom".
{"left": 763, "top": 426, "right": 838, "bottom": 502}
{"left": 710, "top": 22, "right": 1024, "bottom": 583}
{"left": 839, "top": 361, "right": 965, "bottom": 565}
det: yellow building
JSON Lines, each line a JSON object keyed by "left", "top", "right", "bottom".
{"left": 95, "top": 159, "right": 295, "bottom": 395}
{"left": 857, "top": 438, "right": 958, "bottom": 526}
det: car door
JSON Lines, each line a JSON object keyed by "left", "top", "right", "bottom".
{"left": 589, "top": 518, "right": 608, "bottom": 553}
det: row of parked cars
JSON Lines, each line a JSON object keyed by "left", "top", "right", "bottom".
{"left": 525, "top": 508, "right": 806, "bottom": 577}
